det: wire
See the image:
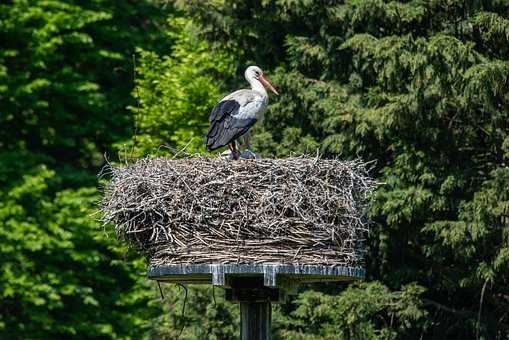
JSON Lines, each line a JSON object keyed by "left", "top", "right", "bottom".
{"left": 176, "top": 283, "right": 188, "bottom": 339}
{"left": 157, "top": 281, "right": 165, "bottom": 300}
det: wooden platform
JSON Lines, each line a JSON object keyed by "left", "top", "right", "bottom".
{"left": 148, "top": 264, "right": 365, "bottom": 287}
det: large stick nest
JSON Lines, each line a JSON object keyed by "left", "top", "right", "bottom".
{"left": 101, "top": 157, "right": 376, "bottom": 267}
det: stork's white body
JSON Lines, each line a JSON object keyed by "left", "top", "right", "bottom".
{"left": 221, "top": 89, "right": 268, "bottom": 120}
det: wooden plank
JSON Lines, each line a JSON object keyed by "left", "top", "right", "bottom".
{"left": 148, "top": 264, "right": 364, "bottom": 287}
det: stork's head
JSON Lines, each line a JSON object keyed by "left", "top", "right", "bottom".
{"left": 245, "top": 65, "right": 279, "bottom": 95}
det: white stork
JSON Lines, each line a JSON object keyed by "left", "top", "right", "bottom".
{"left": 205, "top": 66, "right": 278, "bottom": 159}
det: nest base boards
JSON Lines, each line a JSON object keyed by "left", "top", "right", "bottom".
{"left": 148, "top": 264, "right": 365, "bottom": 288}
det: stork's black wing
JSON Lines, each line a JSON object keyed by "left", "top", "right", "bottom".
{"left": 205, "top": 99, "right": 257, "bottom": 151}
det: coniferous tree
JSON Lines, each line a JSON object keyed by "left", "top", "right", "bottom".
{"left": 179, "top": 1, "right": 509, "bottom": 338}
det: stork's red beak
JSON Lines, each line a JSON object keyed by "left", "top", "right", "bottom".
{"left": 259, "top": 74, "right": 279, "bottom": 95}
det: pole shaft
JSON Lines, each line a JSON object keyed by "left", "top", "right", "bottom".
{"left": 240, "top": 301, "right": 271, "bottom": 340}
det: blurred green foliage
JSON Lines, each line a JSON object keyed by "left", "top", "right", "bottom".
{"left": 0, "top": 166, "right": 158, "bottom": 337}
{"left": 0, "top": 0, "right": 170, "bottom": 338}
{"left": 2, "top": 0, "right": 509, "bottom": 339}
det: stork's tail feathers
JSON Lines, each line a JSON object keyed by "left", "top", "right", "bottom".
{"left": 205, "top": 135, "right": 220, "bottom": 151}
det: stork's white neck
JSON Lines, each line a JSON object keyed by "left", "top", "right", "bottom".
{"left": 247, "top": 77, "right": 268, "bottom": 99}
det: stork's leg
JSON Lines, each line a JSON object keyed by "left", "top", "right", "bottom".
{"left": 243, "top": 132, "right": 252, "bottom": 151}
{"left": 229, "top": 141, "right": 240, "bottom": 160}
{"left": 240, "top": 132, "right": 259, "bottom": 159}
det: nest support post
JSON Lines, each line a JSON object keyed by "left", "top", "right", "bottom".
{"left": 226, "top": 276, "right": 280, "bottom": 340}
{"left": 240, "top": 302, "right": 271, "bottom": 340}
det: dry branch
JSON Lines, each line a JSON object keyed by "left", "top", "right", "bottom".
{"left": 100, "top": 156, "right": 376, "bottom": 267}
